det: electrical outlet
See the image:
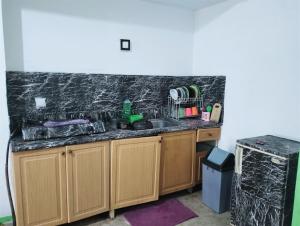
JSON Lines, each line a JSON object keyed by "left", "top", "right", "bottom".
{"left": 35, "top": 97, "right": 46, "bottom": 109}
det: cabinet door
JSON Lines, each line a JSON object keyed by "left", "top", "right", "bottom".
{"left": 241, "top": 148, "right": 288, "bottom": 208}
{"left": 66, "top": 142, "right": 109, "bottom": 222}
{"left": 13, "top": 148, "right": 67, "bottom": 226}
{"left": 160, "top": 131, "right": 196, "bottom": 195}
{"left": 111, "top": 136, "right": 161, "bottom": 210}
{"left": 231, "top": 174, "right": 282, "bottom": 226}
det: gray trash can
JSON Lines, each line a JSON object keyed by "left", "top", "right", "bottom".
{"left": 202, "top": 147, "right": 234, "bottom": 214}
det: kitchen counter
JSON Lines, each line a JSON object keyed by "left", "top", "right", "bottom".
{"left": 237, "top": 135, "right": 300, "bottom": 157}
{"left": 11, "top": 119, "right": 221, "bottom": 152}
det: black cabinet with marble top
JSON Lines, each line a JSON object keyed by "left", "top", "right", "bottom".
{"left": 231, "top": 135, "right": 300, "bottom": 226}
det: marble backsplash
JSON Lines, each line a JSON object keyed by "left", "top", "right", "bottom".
{"left": 6, "top": 71, "right": 226, "bottom": 132}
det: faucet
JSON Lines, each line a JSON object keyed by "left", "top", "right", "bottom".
{"left": 154, "top": 109, "right": 158, "bottom": 119}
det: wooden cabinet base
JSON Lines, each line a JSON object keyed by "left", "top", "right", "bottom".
{"left": 110, "top": 137, "right": 161, "bottom": 210}
{"left": 160, "top": 131, "right": 196, "bottom": 196}
{"left": 66, "top": 142, "right": 110, "bottom": 222}
{"left": 109, "top": 210, "right": 115, "bottom": 219}
{"left": 13, "top": 142, "right": 110, "bottom": 225}
{"left": 13, "top": 148, "right": 68, "bottom": 226}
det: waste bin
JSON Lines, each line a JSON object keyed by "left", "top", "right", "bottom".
{"left": 202, "top": 147, "right": 234, "bottom": 214}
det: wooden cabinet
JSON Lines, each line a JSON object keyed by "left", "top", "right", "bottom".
{"left": 160, "top": 131, "right": 196, "bottom": 195}
{"left": 110, "top": 136, "right": 161, "bottom": 210}
{"left": 197, "top": 128, "right": 221, "bottom": 142}
{"left": 195, "top": 151, "right": 208, "bottom": 184}
{"left": 13, "top": 141, "right": 110, "bottom": 225}
{"left": 66, "top": 142, "right": 110, "bottom": 222}
{"left": 13, "top": 128, "right": 222, "bottom": 223}
{"left": 13, "top": 148, "right": 67, "bottom": 226}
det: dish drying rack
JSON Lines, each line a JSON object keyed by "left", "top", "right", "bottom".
{"left": 168, "top": 96, "right": 203, "bottom": 120}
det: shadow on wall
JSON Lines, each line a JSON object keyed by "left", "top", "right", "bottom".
{"left": 2, "top": 0, "right": 195, "bottom": 71}
{"left": 140, "top": 0, "right": 233, "bottom": 10}
{"left": 2, "top": 0, "right": 24, "bottom": 71}
{"left": 194, "top": 0, "right": 247, "bottom": 30}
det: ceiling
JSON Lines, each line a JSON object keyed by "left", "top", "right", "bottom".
{"left": 141, "top": 0, "right": 227, "bottom": 10}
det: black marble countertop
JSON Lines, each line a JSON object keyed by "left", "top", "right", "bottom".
{"left": 237, "top": 135, "right": 300, "bottom": 157}
{"left": 11, "top": 119, "right": 222, "bottom": 152}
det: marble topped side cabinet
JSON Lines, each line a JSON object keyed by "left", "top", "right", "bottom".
{"left": 230, "top": 135, "right": 300, "bottom": 226}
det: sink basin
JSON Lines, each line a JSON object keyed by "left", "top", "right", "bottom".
{"left": 149, "top": 119, "right": 180, "bottom": 129}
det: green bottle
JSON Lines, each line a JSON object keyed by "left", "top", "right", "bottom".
{"left": 122, "top": 98, "right": 132, "bottom": 122}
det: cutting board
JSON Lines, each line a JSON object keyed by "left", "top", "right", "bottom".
{"left": 210, "top": 103, "right": 222, "bottom": 123}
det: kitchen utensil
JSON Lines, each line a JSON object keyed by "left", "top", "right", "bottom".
{"left": 190, "top": 85, "right": 198, "bottom": 98}
{"left": 185, "top": 108, "right": 192, "bottom": 117}
{"left": 190, "top": 85, "right": 201, "bottom": 98}
{"left": 182, "top": 86, "right": 189, "bottom": 99}
{"left": 191, "top": 106, "right": 198, "bottom": 116}
{"left": 188, "top": 86, "right": 196, "bottom": 98}
{"left": 176, "top": 88, "right": 183, "bottom": 99}
{"left": 202, "top": 112, "right": 210, "bottom": 121}
{"left": 128, "top": 114, "right": 144, "bottom": 124}
{"left": 170, "top": 89, "right": 178, "bottom": 100}
{"left": 179, "top": 87, "right": 185, "bottom": 98}
{"left": 122, "top": 98, "right": 132, "bottom": 122}
{"left": 179, "top": 108, "right": 185, "bottom": 118}
{"left": 210, "top": 103, "right": 222, "bottom": 123}
{"left": 206, "top": 105, "right": 213, "bottom": 113}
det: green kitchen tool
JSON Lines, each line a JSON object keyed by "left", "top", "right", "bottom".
{"left": 122, "top": 98, "right": 132, "bottom": 122}
{"left": 206, "top": 105, "right": 213, "bottom": 113}
{"left": 292, "top": 153, "right": 300, "bottom": 226}
{"left": 128, "top": 114, "right": 144, "bottom": 124}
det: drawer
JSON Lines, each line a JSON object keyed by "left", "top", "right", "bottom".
{"left": 197, "top": 128, "right": 221, "bottom": 142}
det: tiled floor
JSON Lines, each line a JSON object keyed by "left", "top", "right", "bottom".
{"left": 68, "top": 191, "right": 230, "bottom": 226}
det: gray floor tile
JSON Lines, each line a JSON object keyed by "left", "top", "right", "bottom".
{"left": 68, "top": 191, "right": 230, "bottom": 226}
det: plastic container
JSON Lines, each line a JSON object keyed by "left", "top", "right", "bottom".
{"left": 122, "top": 98, "right": 132, "bottom": 122}
{"left": 202, "top": 147, "right": 234, "bottom": 214}
{"left": 128, "top": 114, "right": 143, "bottom": 124}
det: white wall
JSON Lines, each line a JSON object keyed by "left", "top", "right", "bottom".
{"left": 0, "top": 0, "right": 11, "bottom": 217}
{"left": 193, "top": 0, "right": 300, "bottom": 151}
{"left": 0, "top": 0, "right": 195, "bottom": 216}
{"left": 3, "top": 0, "right": 194, "bottom": 75}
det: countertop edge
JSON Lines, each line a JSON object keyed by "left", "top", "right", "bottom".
{"left": 11, "top": 121, "right": 222, "bottom": 153}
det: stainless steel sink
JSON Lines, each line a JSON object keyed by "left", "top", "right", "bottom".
{"left": 149, "top": 118, "right": 180, "bottom": 128}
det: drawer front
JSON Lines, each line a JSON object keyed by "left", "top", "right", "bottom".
{"left": 241, "top": 148, "right": 288, "bottom": 208}
{"left": 197, "top": 128, "right": 221, "bottom": 142}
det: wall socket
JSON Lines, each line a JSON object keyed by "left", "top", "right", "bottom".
{"left": 35, "top": 97, "right": 46, "bottom": 109}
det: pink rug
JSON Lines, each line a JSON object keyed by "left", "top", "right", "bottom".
{"left": 123, "top": 199, "right": 198, "bottom": 226}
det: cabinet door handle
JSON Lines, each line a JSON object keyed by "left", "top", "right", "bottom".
{"left": 208, "top": 133, "right": 213, "bottom": 136}
{"left": 69, "top": 150, "right": 73, "bottom": 154}
{"left": 235, "top": 146, "right": 243, "bottom": 174}
{"left": 61, "top": 152, "right": 65, "bottom": 156}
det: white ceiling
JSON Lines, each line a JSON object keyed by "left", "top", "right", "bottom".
{"left": 141, "top": 0, "right": 227, "bottom": 10}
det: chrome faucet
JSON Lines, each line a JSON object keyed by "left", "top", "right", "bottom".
{"left": 154, "top": 110, "right": 158, "bottom": 119}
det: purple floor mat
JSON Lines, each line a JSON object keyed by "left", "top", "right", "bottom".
{"left": 123, "top": 199, "right": 198, "bottom": 226}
